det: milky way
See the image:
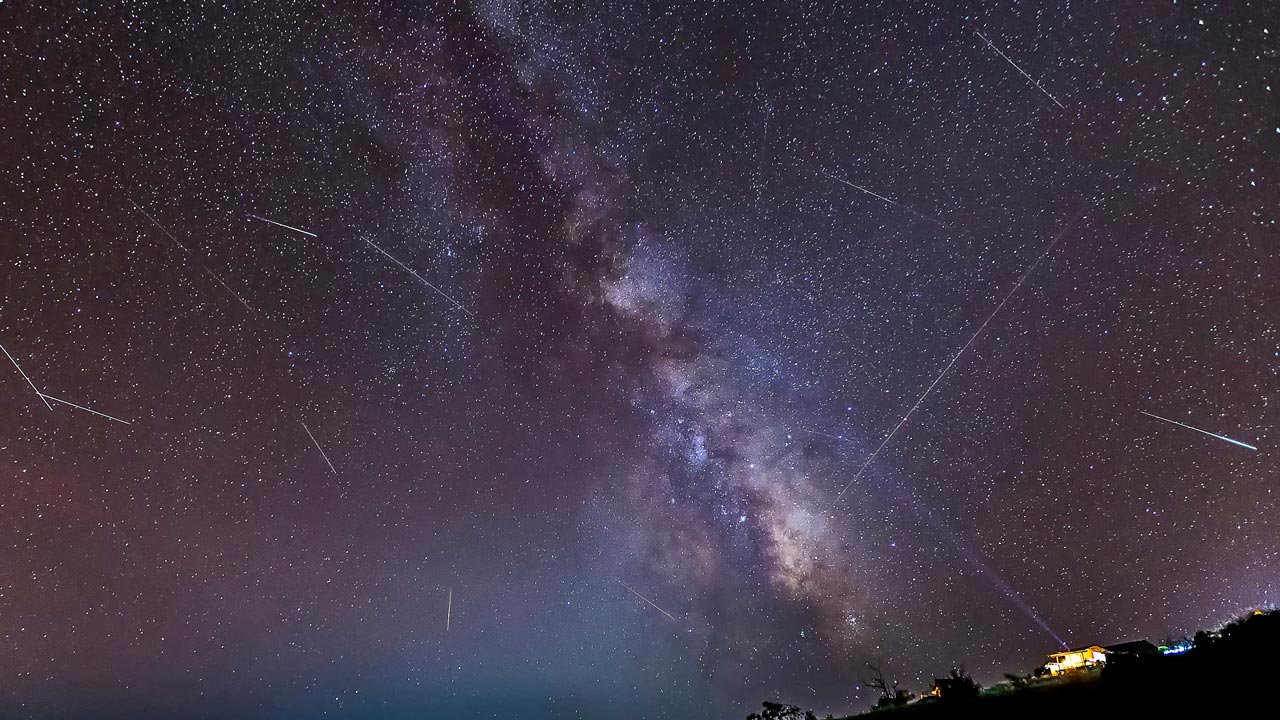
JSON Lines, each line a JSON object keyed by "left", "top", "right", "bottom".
{"left": 1, "top": 3, "right": 1276, "bottom": 719}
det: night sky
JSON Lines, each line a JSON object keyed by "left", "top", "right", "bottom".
{"left": 2, "top": 2, "right": 1277, "bottom": 718}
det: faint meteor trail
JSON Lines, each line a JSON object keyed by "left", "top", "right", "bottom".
{"left": 620, "top": 581, "right": 677, "bottom": 622}
{"left": 755, "top": 102, "right": 771, "bottom": 207}
{"left": 800, "top": 428, "right": 846, "bottom": 441}
{"left": 831, "top": 214, "right": 1081, "bottom": 507}
{"left": 0, "top": 342, "right": 53, "bottom": 410}
{"left": 204, "top": 268, "right": 259, "bottom": 316}
{"left": 974, "top": 29, "right": 1066, "bottom": 110}
{"left": 446, "top": 586, "right": 452, "bottom": 632}
{"left": 127, "top": 198, "right": 191, "bottom": 253}
{"left": 39, "top": 392, "right": 131, "bottom": 425}
{"left": 248, "top": 213, "right": 317, "bottom": 238}
{"left": 816, "top": 168, "right": 948, "bottom": 228}
{"left": 364, "top": 238, "right": 476, "bottom": 319}
{"left": 1140, "top": 410, "right": 1258, "bottom": 451}
{"left": 300, "top": 420, "right": 341, "bottom": 476}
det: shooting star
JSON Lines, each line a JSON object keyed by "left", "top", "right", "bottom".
{"left": 300, "top": 420, "right": 341, "bottom": 477}
{"left": 831, "top": 213, "right": 1081, "bottom": 507}
{"left": 204, "top": 268, "right": 259, "bottom": 316}
{"left": 799, "top": 428, "right": 846, "bottom": 441}
{"left": 815, "top": 168, "right": 948, "bottom": 229}
{"left": 127, "top": 198, "right": 191, "bottom": 253}
{"left": 248, "top": 213, "right": 317, "bottom": 238}
{"left": 1140, "top": 410, "right": 1258, "bottom": 451}
{"left": 364, "top": 238, "right": 476, "bottom": 319}
{"left": 446, "top": 586, "right": 452, "bottom": 632}
{"left": 39, "top": 392, "right": 131, "bottom": 425}
{"left": 619, "top": 581, "right": 678, "bottom": 622}
{"left": 299, "top": 417, "right": 340, "bottom": 474}
{"left": 974, "top": 29, "right": 1066, "bottom": 110}
{"left": 755, "top": 102, "right": 772, "bottom": 207}
{"left": 0, "top": 342, "right": 53, "bottom": 410}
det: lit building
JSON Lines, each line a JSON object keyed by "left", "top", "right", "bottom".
{"left": 1045, "top": 645, "right": 1107, "bottom": 675}
{"left": 1044, "top": 640, "right": 1159, "bottom": 675}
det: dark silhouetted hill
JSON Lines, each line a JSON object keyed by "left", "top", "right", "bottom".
{"left": 748, "top": 609, "right": 1280, "bottom": 719}
{"left": 851, "top": 610, "right": 1280, "bottom": 718}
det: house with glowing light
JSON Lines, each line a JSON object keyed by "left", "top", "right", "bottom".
{"left": 1045, "top": 640, "right": 1160, "bottom": 675}
{"left": 1045, "top": 645, "right": 1107, "bottom": 675}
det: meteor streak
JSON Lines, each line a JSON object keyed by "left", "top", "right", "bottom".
{"left": 1140, "top": 410, "right": 1258, "bottom": 451}
{"left": 755, "top": 102, "right": 771, "bottom": 207}
{"left": 619, "top": 581, "right": 677, "bottom": 622}
{"left": 816, "top": 169, "right": 948, "bottom": 228}
{"left": 446, "top": 586, "right": 452, "bottom": 632}
{"left": 300, "top": 420, "right": 341, "bottom": 477}
{"left": 127, "top": 198, "right": 191, "bottom": 253}
{"left": 974, "top": 29, "right": 1066, "bottom": 110}
{"left": 1, "top": 342, "right": 53, "bottom": 410}
{"left": 248, "top": 213, "right": 317, "bottom": 238}
{"left": 831, "top": 213, "right": 1080, "bottom": 507}
{"left": 799, "top": 428, "right": 846, "bottom": 441}
{"left": 39, "top": 392, "right": 131, "bottom": 425}
{"left": 204, "top": 268, "right": 259, "bottom": 316}
{"left": 364, "top": 238, "right": 476, "bottom": 319}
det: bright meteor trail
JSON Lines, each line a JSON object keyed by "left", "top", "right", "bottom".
{"left": 300, "top": 420, "right": 341, "bottom": 477}
{"left": 1140, "top": 410, "right": 1258, "bottom": 451}
{"left": 364, "top": 238, "right": 476, "bottom": 319}
{"left": 40, "top": 392, "right": 132, "bottom": 425}
{"left": 831, "top": 214, "right": 1080, "bottom": 507}
{"left": 1, "top": 342, "right": 53, "bottom": 411}
{"left": 248, "top": 213, "right": 317, "bottom": 238}
{"left": 974, "top": 29, "right": 1066, "bottom": 110}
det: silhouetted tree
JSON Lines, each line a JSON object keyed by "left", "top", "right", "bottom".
{"left": 1158, "top": 632, "right": 1191, "bottom": 651}
{"left": 933, "top": 665, "right": 980, "bottom": 701}
{"left": 746, "top": 701, "right": 817, "bottom": 720}
{"left": 1193, "top": 629, "right": 1215, "bottom": 650}
{"left": 866, "top": 660, "right": 912, "bottom": 708}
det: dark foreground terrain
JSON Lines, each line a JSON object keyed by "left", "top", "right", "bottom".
{"left": 743, "top": 610, "right": 1280, "bottom": 719}
{"left": 854, "top": 610, "right": 1279, "bottom": 718}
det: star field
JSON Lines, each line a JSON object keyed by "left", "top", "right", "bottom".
{"left": 1, "top": 2, "right": 1277, "bottom": 718}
